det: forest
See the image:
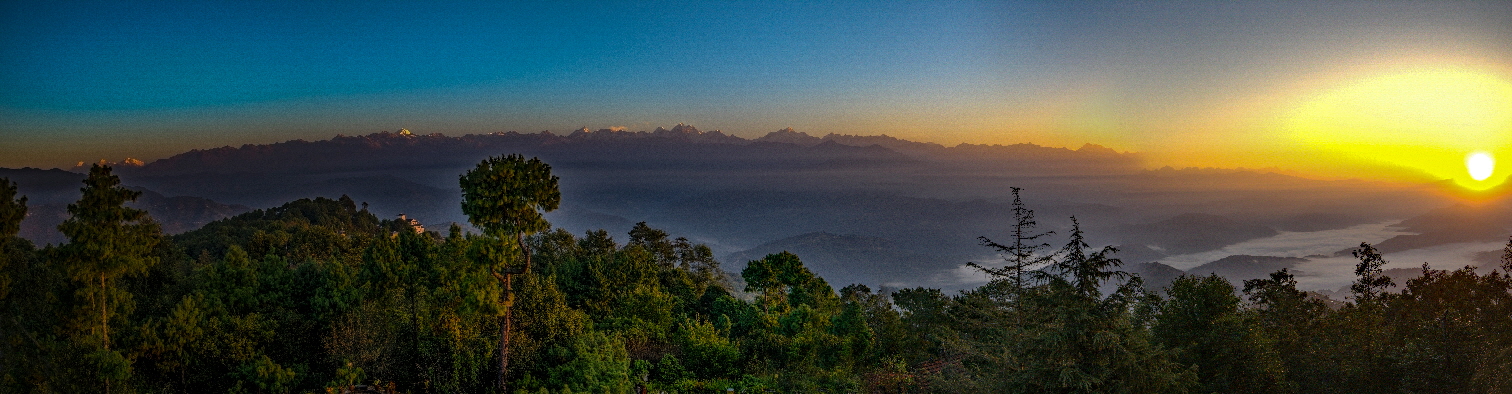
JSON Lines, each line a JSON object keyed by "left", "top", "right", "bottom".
{"left": 2, "top": 157, "right": 1511, "bottom": 394}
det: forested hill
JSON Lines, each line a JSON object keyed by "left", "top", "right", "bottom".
{"left": 3, "top": 167, "right": 1511, "bottom": 393}
{"left": 88, "top": 127, "right": 1155, "bottom": 291}
{"left": 171, "top": 196, "right": 406, "bottom": 261}
{"left": 0, "top": 167, "right": 250, "bottom": 245}
{"left": 7, "top": 126, "right": 1499, "bottom": 294}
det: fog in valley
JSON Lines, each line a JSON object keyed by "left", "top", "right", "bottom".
{"left": 6, "top": 126, "right": 1508, "bottom": 295}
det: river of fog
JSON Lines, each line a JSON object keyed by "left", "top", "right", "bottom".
{"left": 1157, "top": 221, "right": 1411, "bottom": 270}
{"left": 935, "top": 221, "right": 1508, "bottom": 294}
{"left": 1292, "top": 240, "right": 1508, "bottom": 294}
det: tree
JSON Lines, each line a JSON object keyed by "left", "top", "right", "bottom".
{"left": 1350, "top": 242, "right": 1394, "bottom": 305}
{"left": 1000, "top": 218, "right": 1193, "bottom": 393}
{"left": 1043, "top": 217, "right": 1127, "bottom": 296}
{"left": 0, "top": 177, "right": 25, "bottom": 301}
{"left": 459, "top": 154, "right": 561, "bottom": 391}
{"left": 56, "top": 164, "right": 162, "bottom": 393}
{"left": 970, "top": 187, "right": 1053, "bottom": 290}
{"left": 1389, "top": 264, "right": 1512, "bottom": 393}
{"left": 1242, "top": 269, "right": 1329, "bottom": 390}
{"left": 627, "top": 222, "right": 674, "bottom": 265}
{"left": 1153, "top": 275, "right": 1288, "bottom": 393}
{"left": 1334, "top": 242, "right": 1400, "bottom": 390}
{"left": 742, "top": 252, "right": 835, "bottom": 309}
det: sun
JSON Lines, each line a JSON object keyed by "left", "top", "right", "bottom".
{"left": 1287, "top": 67, "right": 1512, "bottom": 191}
{"left": 1468, "top": 152, "right": 1494, "bottom": 181}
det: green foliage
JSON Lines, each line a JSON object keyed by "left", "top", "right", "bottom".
{"left": 174, "top": 195, "right": 385, "bottom": 262}
{"left": 234, "top": 355, "right": 297, "bottom": 394}
{"left": 460, "top": 154, "right": 560, "bottom": 239}
{"left": 742, "top": 251, "right": 835, "bottom": 309}
{"left": 545, "top": 331, "right": 632, "bottom": 393}
{"left": 676, "top": 319, "right": 741, "bottom": 378}
{"left": 54, "top": 164, "right": 163, "bottom": 391}
{"left": 986, "top": 220, "right": 1194, "bottom": 393}
{"left": 1242, "top": 269, "right": 1332, "bottom": 391}
{"left": 4, "top": 167, "right": 1511, "bottom": 394}
{"left": 1388, "top": 265, "right": 1512, "bottom": 393}
{"left": 58, "top": 164, "right": 162, "bottom": 284}
{"left": 1154, "top": 275, "right": 1288, "bottom": 393}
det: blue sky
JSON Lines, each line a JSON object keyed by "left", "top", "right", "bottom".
{"left": 3, "top": 1, "right": 1509, "bottom": 168}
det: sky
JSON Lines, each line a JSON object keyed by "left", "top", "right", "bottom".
{"left": 3, "top": 1, "right": 1511, "bottom": 188}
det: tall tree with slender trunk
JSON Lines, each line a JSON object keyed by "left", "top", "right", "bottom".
{"left": 57, "top": 164, "right": 161, "bottom": 393}
{"left": 1350, "top": 242, "right": 1394, "bottom": 306}
{"left": 460, "top": 155, "right": 560, "bottom": 392}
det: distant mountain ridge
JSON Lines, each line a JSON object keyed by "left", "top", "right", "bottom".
{"left": 0, "top": 167, "right": 249, "bottom": 244}
{"left": 3, "top": 125, "right": 1479, "bottom": 292}
{"left": 125, "top": 126, "right": 1139, "bottom": 176}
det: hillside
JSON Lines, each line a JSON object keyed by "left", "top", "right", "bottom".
{"left": 2, "top": 127, "right": 1477, "bottom": 291}
{"left": 0, "top": 167, "right": 249, "bottom": 244}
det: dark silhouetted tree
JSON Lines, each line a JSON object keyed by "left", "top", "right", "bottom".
{"left": 1500, "top": 235, "right": 1512, "bottom": 273}
{"left": 1350, "top": 242, "right": 1394, "bottom": 305}
{"left": 1154, "top": 275, "right": 1288, "bottom": 393}
{"left": 0, "top": 177, "right": 25, "bottom": 301}
{"left": 970, "top": 187, "right": 1053, "bottom": 290}
{"left": 1001, "top": 218, "right": 1193, "bottom": 393}
{"left": 1243, "top": 269, "right": 1329, "bottom": 390}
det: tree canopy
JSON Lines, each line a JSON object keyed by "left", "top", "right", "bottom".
{"left": 1, "top": 163, "right": 1510, "bottom": 393}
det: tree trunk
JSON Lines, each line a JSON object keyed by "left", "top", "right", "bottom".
{"left": 101, "top": 273, "right": 110, "bottom": 394}
{"left": 100, "top": 273, "right": 109, "bottom": 350}
{"left": 496, "top": 231, "right": 532, "bottom": 392}
{"left": 497, "top": 273, "right": 513, "bottom": 392}
{"left": 516, "top": 231, "right": 532, "bottom": 274}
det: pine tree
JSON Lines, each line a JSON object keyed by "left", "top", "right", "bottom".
{"left": 460, "top": 155, "right": 561, "bottom": 392}
{"left": 0, "top": 177, "right": 26, "bottom": 301}
{"left": 1243, "top": 269, "right": 1329, "bottom": 391}
{"left": 1002, "top": 218, "right": 1194, "bottom": 393}
{"left": 56, "top": 164, "right": 161, "bottom": 393}
{"left": 971, "top": 187, "right": 1053, "bottom": 291}
{"left": 1350, "top": 242, "right": 1394, "bottom": 305}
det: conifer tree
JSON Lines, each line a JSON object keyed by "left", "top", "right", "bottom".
{"left": 971, "top": 187, "right": 1053, "bottom": 290}
{"left": 1004, "top": 218, "right": 1193, "bottom": 393}
{"left": 1243, "top": 269, "right": 1329, "bottom": 390}
{"left": 1350, "top": 242, "right": 1394, "bottom": 305}
{"left": 56, "top": 164, "right": 161, "bottom": 393}
{"left": 460, "top": 155, "right": 560, "bottom": 392}
{"left": 0, "top": 178, "right": 25, "bottom": 301}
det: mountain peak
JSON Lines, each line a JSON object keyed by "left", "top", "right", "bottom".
{"left": 668, "top": 123, "right": 701, "bottom": 134}
{"left": 756, "top": 127, "right": 822, "bottom": 146}
{"left": 1077, "top": 143, "right": 1119, "bottom": 155}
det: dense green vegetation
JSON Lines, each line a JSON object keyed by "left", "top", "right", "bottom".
{"left": 2, "top": 162, "right": 1511, "bottom": 393}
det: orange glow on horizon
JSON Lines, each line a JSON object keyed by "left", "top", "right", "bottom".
{"left": 1283, "top": 67, "right": 1512, "bottom": 191}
